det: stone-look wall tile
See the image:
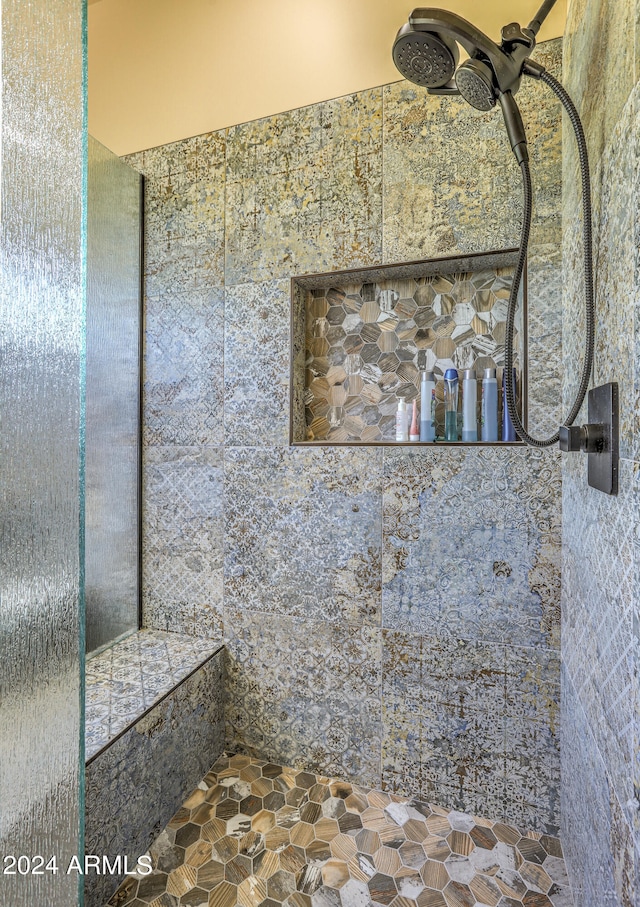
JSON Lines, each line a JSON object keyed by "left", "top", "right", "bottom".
{"left": 503, "top": 717, "right": 561, "bottom": 836}
{"left": 561, "top": 207, "right": 588, "bottom": 421}
{"left": 527, "top": 244, "right": 563, "bottom": 438}
{"left": 224, "top": 376, "right": 290, "bottom": 447}
{"left": 225, "top": 90, "right": 383, "bottom": 285}
{"left": 635, "top": 95, "right": 640, "bottom": 463}
{"left": 382, "top": 86, "right": 517, "bottom": 262}
{"left": 634, "top": 464, "right": 640, "bottom": 859}
{"left": 382, "top": 41, "right": 562, "bottom": 263}
{"left": 142, "top": 136, "right": 200, "bottom": 180}
{"left": 196, "top": 131, "right": 227, "bottom": 173}
{"left": 226, "top": 92, "right": 382, "bottom": 179}
{"left": 561, "top": 668, "right": 635, "bottom": 907}
{"left": 381, "top": 631, "right": 560, "bottom": 833}
{"left": 121, "top": 150, "right": 145, "bottom": 174}
{"left": 145, "top": 227, "right": 226, "bottom": 299}
{"left": 224, "top": 279, "right": 290, "bottom": 446}
{"left": 562, "top": 0, "right": 639, "bottom": 893}
{"left": 224, "top": 446, "right": 383, "bottom": 625}
{"left": 516, "top": 40, "right": 564, "bottom": 250}
{"left": 85, "top": 648, "right": 224, "bottom": 907}
{"left": 143, "top": 447, "right": 223, "bottom": 639}
{"left": 563, "top": 453, "right": 635, "bottom": 828}
{"left": 381, "top": 631, "right": 506, "bottom": 814}
{"left": 224, "top": 608, "right": 382, "bottom": 787}
{"left": 145, "top": 158, "right": 226, "bottom": 297}
{"left": 382, "top": 446, "right": 561, "bottom": 649}
{"left": 144, "top": 288, "right": 223, "bottom": 447}
{"left": 563, "top": 0, "right": 635, "bottom": 175}
{"left": 127, "top": 132, "right": 226, "bottom": 181}
{"left": 591, "top": 94, "right": 635, "bottom": 460}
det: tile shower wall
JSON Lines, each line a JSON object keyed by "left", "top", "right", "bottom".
{"left": 561, "top": 0, "right": 639, "bottom": 904}
{"left": 126, "top": 39, "right": 563, "bottom": 833}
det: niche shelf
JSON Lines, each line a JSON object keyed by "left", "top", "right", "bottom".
{"left": 290, "top": 249, "right": 527, "bottom": 446}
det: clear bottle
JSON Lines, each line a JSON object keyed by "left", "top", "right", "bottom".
{"left": 462, "top": 369, "right": 478, "bottom": 442}
{"left": 481, "top": 368, "right": 498, "bottom": 442}
{"left": 395, "top": 399, "right": 408, "bottom": 442}
{"left": 444, "top": 368, "right": 459, "bottom": 442}
{"left": 420, "top": 371, "right": 436, "bottom": 442}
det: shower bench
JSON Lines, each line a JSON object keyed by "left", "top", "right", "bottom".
{"left": 84, "top": 629, "right": 225, "bottom": 907}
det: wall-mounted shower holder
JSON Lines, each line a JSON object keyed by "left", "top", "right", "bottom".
{"left": 558, "top": 382, "right": 619, "bottom": 495}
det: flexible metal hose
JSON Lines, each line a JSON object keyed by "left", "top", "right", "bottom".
{"left": 503, "top": 69, "right": 595, "bottom": 447}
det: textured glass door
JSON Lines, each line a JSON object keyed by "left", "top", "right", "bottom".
{"left": 0, "top": 0, "right": 86, "bottom": 904}
{"left": 86, "top": 137, "right": 142, "bottom": 653}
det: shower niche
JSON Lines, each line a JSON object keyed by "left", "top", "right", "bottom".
{"left": 291, "top": 248, "right": 526, "bottom": 445}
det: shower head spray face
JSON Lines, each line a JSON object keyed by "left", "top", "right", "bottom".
{"left": 392, "top": 22, "right": 459, "bottom": 88}
{"left": 455, "top": 59, "right": 497, "bottom": 110}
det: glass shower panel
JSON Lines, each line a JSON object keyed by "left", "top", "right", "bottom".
{"left": 86, "top": 137, "right": 142, "bottom": 654}
{"left": 0, "top": 0, "right": 85, "bottom": 904}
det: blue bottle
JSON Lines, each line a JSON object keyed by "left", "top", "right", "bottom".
{"left": 502, "top": 367, "right": 517, "bottom": 442}
{"left": 481, "top": 368, "right": 498, "bottom": 442}
{"left": 444, "top": 368, "right": 459, "bottom": 442}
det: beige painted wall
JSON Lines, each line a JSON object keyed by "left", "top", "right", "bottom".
{"left": 89, "top": 0, "right": 566, "bottom": 155}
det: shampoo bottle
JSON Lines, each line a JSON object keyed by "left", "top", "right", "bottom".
{"left": 481, "top": 368, "right": 498, "bottom": 442}
{"left": 444, "top": 368, "right": 459, "bottom": 442}
{"left": 395, "top": 399, "right": 408, "bottom": 442}
{"left": 420, "top": 371, "right": 436, "bottom": 442}
{"left": 462, "top": 369, "right": 478, "bottom": 442}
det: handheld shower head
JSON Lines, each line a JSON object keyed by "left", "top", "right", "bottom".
{"left": 392, "top": 22, "right": 459, "bottom": 88}
{"left": 455, "top": 59, "right": 496, "bottom": 110}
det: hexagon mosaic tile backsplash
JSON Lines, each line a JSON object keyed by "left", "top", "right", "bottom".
{"left": 108, "top": 753, "right": 574, "bottom": 907}
{"left": 300, "top": 268, "right": 523, "bottom": 443}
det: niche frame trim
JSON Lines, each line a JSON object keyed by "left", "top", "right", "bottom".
{"left": 290, "top": 248, "right": 528, "bottom": 447}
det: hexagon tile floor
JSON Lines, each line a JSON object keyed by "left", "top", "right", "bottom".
{"left": 107, "top": 753, "right": 574, "bottom": 907}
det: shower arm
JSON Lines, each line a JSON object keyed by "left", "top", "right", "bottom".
{"left": 528, "top": 0, "right": 558, "bottom": 37}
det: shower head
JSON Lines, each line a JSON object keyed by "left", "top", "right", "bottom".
{"left": 392, "top": 22, "right": 459, "bottom": 88}
{"left": 391, "top": 6, "right": 557, "bottom": 164}
{"left": 454, "top": 59, "right": 496, "bottom": 110}
{"left": 392, "top": 8, "right": 535, "bottom": 107}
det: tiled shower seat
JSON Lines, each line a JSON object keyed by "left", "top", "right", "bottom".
{"left": 85, "top": 630, "right": 225, "bottom": 907}
{"left": 108, "top": 753, "right": 575, "bottom": 907}
{"left": 86, "top": 629, "right": 223, "bottom": 759}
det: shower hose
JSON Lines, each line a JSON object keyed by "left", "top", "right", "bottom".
{"left": 503, "top": 69, "right": 595, "bottom": 448}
